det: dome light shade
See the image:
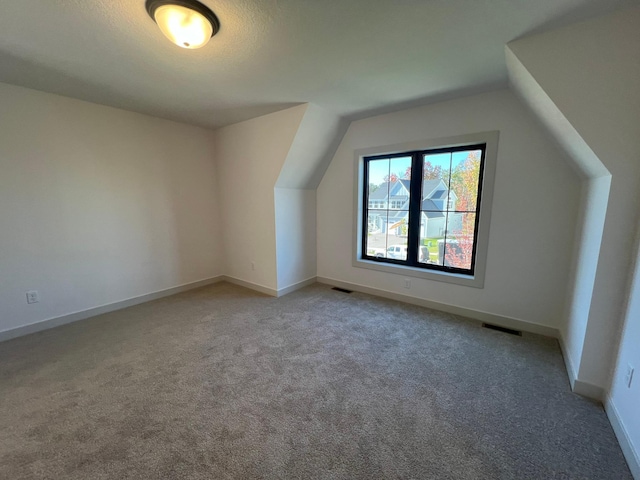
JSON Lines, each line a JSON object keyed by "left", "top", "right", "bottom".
{"left": 145, "top": 0, "right": 220, "bottom": 49}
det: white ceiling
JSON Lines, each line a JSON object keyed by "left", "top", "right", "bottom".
{"left": 0, "top": 0, "right": 635, "bottom": 129}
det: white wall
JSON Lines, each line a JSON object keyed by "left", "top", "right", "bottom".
{"left": 561, "top": 176, "right": 610, "bottom": 380}
{"left": 214, "top": 105, "right": 307, "bottom": 292}
{"left": 609, "top": 234, "right": 640, "bottom": 478}
{"left": 505, "top": 45, "right": 614, "bottom": 393}
{"left": 508, "top": 6, "right": 640, "bottom": 390}
{"left": 275, "top": 188, "right": 317, "bottom": 290}
{"left": 273, "top": 104, "right": 347, "bottom": 292}
{"left": 0, "top": 82, "right": 222, "bottom": 335}
{"left": 317, "top": 89, "right": 580, "bottom": 330}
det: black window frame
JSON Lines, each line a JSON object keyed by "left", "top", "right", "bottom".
{"left": 361, "top": 143, "right": 486, "bottom": 276}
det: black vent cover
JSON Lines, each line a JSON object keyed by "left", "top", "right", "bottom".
{"left": 331, "top": 287, "right": 353, "bottom": 294}
{"left": 482, "top": 323, "right": 522, "bottom": 336}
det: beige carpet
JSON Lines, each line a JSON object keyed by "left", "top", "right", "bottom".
{"left": 0, "top": 282, "right": 632, "bottom": 479}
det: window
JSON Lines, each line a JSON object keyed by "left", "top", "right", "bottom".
{"left": 353, "top": 132, "right": 498, "bottom": 288}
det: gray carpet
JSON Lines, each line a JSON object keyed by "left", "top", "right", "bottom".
{"left": 0, "top": 282, "right": 632, "bottom": 479}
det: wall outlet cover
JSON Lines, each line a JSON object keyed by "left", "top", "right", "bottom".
{"left": 625, "top": 365, "right": 634, "bottom": 388}
{"left": 26, "top": 290, "right": 39, "bottom": 304}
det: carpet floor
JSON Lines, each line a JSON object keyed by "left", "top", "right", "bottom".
{"left": 0, "top": 282, "right": 632, "bottom": 479}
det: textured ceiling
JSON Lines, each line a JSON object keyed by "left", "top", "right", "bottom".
{"left": 0, "top": 0, "right": 635, "bottom": 129}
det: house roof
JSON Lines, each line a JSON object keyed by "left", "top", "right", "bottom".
{"left": 421, "top": 179, "right": 445, "bottom": 199}
{"left": 368, "top": 184, "right": 390, "bottom": 200}
{"left": 421, "top": 200, "right": 445, "bottom": 217}
{"left": 430, "top": 189, "right": 448, "bottom": 200}
{"left": 398, "top": 179, "right": 411, "bottom": 192}
{"left": 371, "top": 178, "right": 452, "bottom": 206}
{"left": 368, "top": 180, "right": 411, "bottom": 200}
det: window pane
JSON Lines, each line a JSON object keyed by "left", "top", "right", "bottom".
{"left": 366, "top": 158, "right": 389, "bottom": 259}
{"left": 366, "top": 209, "right": 388, "bottom": 258}
{"left": 368, "top": 158, "right": 390, "bottom": 207}
{"left": 386, "top": 211, "right": 408, "bottom": 260}
{"left": 422, "top": 153, "right": 451, "bottom": 227}
{"left": 420, "top": 155, "right": 449, "bottom": 262}
{"left": 390, "top": 156, "right": 412, "bottom": 182}
{"left": 423, "top": 152, "right": 451, "bottom": 186}
{"left": 450, "top": 150, "right": 482, "bottom": 212}
{"left": 443, "top": 213, "right": 477, "bottom": 270}
{"left": 419, "top": 211, "right": 445, "bottom": 265}
{"left": 418, "top": 238, "right": 440, "bottom": 265}
{"left": 365, "top": 156, "right": 411, "bottom": 261}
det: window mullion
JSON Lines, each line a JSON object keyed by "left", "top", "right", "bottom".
{"left": 406, "top": 153, "right": 422, "bottom": 265}
{"left": 362, "top": 159, "right": 370, "bottom": 260}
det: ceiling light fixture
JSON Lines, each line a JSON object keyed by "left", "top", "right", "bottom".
{"left": 145, "top": 0, "right": 220, "bottom": 49}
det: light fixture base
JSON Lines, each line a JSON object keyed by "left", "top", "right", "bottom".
{"left": 145, "top": 0, "right": 220, "bottom": 39}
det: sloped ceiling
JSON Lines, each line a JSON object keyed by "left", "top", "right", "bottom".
{"left": 0, "top": 0, "right": 635, "bottom": 129}
{"left": 276, "top": 104, "right": 349, "bottom": 189}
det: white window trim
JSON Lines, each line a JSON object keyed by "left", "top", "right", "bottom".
{"left": 352, "top": 131, "right": 499, "bottom": 289}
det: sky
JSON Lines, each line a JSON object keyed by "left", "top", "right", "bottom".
{"left": 367, "top": 150, "right": 478, "bottom": 187}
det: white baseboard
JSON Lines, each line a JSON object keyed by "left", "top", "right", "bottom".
{"left": 317, "top": 276, "right": 559, "bottom": 338}
{"left": 0, "top": 276, "right": 224, "bottom": 343}
{"left": 1, "top": 275, "right": 319, "bottom": 343}
{"left": 605, "top": 396, "right": 640, "bottom": 479}
{"left": 277, "top": 277, "right": 317, "bottom": 297}
{"left": 558, "top": 335, "right": 578, "bottom": 390}
{"left": 221, "top": 276, "right": 278, "bottom": 297}
{"left": 573, "top": 380, "right": 605, "bottom": 402}
{"left": 221, "top": 276, "right": 318, "bottom": 298}
{"left": 557, "top": 334, "right": 605, "bottom": 402}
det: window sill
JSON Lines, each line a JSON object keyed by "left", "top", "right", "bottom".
{"left": 353, "top": 257, "right": 485, "bottom": 288}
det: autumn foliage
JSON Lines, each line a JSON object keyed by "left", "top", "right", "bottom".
{"left": 383, "top": 173, "right": 399, "bottom": 183}
{"left": 404, "top": 161, "right": 442, "bottom": 181}
{"left": 444, "top": 151, "right": 481, "bottom": 270}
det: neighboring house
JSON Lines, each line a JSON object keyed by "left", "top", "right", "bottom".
{"left": 368, "top": 179, "right": 460, "bottom": 238}
{"left": 368, "top": 179, "right": 410, "bottom": 235}
{"left": 368, "top": 179, "right": 411, "bottom": 211}
{"left": 420, "top": 179, "right": 461, "bottom": 238}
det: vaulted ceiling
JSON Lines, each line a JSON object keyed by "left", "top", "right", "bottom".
{"left": 0, "top": 0, "right": 634, "bottom": 129}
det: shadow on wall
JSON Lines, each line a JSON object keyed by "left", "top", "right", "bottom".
{"left": 0, "top": 48, "right": 143, "bottom": 118}
{"left": 346, "top": 81, "right": 507, "bottom": 124}
{"left": 512, "top": 0, "right": 638, "bottom": 40}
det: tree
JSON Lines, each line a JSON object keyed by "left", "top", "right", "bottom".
{"left": 444, "top": 151, "right": 481, "bottom": 270}
{"left": 423, "top": 161, "right": 443, "bottom": 181}
{"left": 443, "top": 203, "right": 475, "bottom": 270}
{"left": 383, "top": 173, "right": 399, "bottom": 183}
{"left": 404, "top": 161, "right": 444, "bottom": 181}
{"left": 450, "top": 151, "right": 480, "bottom": 211}
{"left": 369, "top": 183, "right": 379, "bottom": 194}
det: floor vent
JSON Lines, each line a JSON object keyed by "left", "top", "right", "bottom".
{"left": 482, "top": 323, "right": 522, "bottom": 336}
{"left": 331, "top": 287, "right": 353, "bottom": 294}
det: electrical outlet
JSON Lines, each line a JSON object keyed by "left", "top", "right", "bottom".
{"left": 625, "top": 365, "right": 634, "bottom": 388}
{"left": 251, "top": 262, "right": 255, "bottom": 271}
{"left": 26, "top": 290, "right": 39, "bottom": 304}
{"left": 404, "top": 278, "right": 411, "bottom": 289}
